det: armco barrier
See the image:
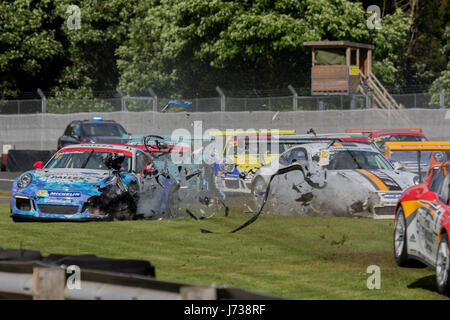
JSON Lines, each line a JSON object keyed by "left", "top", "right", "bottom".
{"left": 1, "top": 108, "right": 450, "bottom": 150}
{"left": 0, "top": 261, "right": 282, "bottom": 300}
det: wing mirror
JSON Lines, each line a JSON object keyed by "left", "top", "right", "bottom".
{"left": 33, "top": 161, "right": 44, "bottom": 170}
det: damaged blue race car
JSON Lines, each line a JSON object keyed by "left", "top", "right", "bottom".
{"left": 10, "top": 144, "right": 151, "bottom": 222}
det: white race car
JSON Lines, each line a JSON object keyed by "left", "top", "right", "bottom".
{"left": 251, "top": 141, "right": 419, "bottom": 219}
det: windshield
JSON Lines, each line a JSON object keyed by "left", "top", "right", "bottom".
{"left": 374, "top": 134, "right": 427, "bottom": 150}
{"left": 80, "top": 123, "right": 127, "bottom": 137}
{"left": 45, "top": 151, "right": 132, "bottom": 172}
{"left": 322, "top": 150, "right": 393, "bottom": 170}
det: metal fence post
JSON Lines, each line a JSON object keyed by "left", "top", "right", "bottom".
{"left": 148, "top": 87, "right": 158, "bottom": 112}
{"left": 116, "top": 88, "right": 127, "bottom": 111}
{"left": 361, "top": 84, "right": 371, "bottom": 109}
{"left": 288, "top": 85, "right": 298, "bottom": 111}
{"left": 37, "top": 88, "right": 46, "bottom": 113}
{"left": 216, "top": 86, "right": 226, "bottom": 112}
{"left": 437, "top": 81, "right": 445, "bottom": 109}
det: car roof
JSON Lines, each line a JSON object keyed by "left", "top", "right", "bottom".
{"left": 58, "top": 143, "right": 139, "bottom": 155}
{"left": 285, "top": 141, "right": 377, "bottom": 153}
{"left": 70, "top": 119, "right": 119, "bottom": 125}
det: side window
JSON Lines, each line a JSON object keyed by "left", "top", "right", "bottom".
{"left": 64, "top": 124, "right": 73, "bottom": 136}
{"left": 73, "top": 124, "right": 81, "bottom": 136}
{"left": 430, "top": 169, "right": 445, "bottom": 202}
{"left": 280, "top": 148, "right": 308, "bottom": 165}
{"left": 437, "top": 167, "right": 450, "bottom": 204}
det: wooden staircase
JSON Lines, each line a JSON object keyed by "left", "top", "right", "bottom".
{"left": 358, "top": 72, "right": 403, "bottom": 109}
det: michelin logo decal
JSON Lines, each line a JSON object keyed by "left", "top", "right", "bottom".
{"left": 49, "top": 191, "right": 81, "bottom": 197}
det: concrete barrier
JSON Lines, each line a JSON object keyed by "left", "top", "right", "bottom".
{"left": 0, "top": 108, "right": 449, "bottom": 150}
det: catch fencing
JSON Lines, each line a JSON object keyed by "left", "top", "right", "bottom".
{"left": 0, "top": 90, "right": 447, "bottom": 114}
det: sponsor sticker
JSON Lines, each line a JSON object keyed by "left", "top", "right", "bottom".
{"left": 379, "top": 192, "right": 402, "bottom": 199}
{"left": 49, "top": 191, "right": 81, "bottom": 197}
{"left": 36, "top": 190, "right": 49, "bottom": 197}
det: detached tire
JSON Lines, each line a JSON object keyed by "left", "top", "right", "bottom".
{"left": 436, "top": 233, "right": 450, "bottom": 294}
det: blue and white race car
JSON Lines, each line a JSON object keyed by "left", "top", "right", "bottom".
{"left": 10, "top": 144, "right": 152, "bottom": 222}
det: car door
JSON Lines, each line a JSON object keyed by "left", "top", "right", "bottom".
{"left": 416, "top": 167, "right": 450, "bottom": 264}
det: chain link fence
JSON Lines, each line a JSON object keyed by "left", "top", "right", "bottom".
{"left": 0, "top": 92, "right": 448, "bottom": 114}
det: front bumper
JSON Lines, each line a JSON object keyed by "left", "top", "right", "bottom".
{"left": 10, "top": 192, "right": 108, "bottom": 222}
{"left": 214, "top": 176, "right": 252, "bottom": 194}
{"left": 370, "top": 191, "right": 403, "bottom": 219}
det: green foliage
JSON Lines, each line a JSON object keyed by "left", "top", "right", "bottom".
{"left": 117, "top": 0, "right": 371, "bottom": 97}
{"left": 371, "top": 9, "right": 411, "bottom": 92}
{"left": 0, "top": 0, "right": 447, "bottom": 104}
{"left": 51, "top": 0, "right": 137, "bottom": 99}
{"left": 429, "top": 25, "right": 450, "bottom": 108}
{"left": 0, "top": 0, "right": 62, "bottom": 96}
{"left": 117, "top": 0, "right": 414, "bottom": 97}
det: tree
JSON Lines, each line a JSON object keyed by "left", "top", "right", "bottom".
{"left": 50, "top": 0, "right": 138, "bottom": 99}
{"left": 0, "top": 0, "right": 63, "bottom": 96}
{"left": 117, "top": 0, "right": 412, "bottom": 98}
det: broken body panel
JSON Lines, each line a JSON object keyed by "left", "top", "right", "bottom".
{"left": 253, "top": 142, "right": 418, "bottom": 219}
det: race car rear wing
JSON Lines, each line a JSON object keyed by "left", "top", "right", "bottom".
{"left": 346, "top": 128, "right": 423, "bottom": 134}
{"left": 384, "top": 141, "right": 450, "bottom": 157}
{"left": 385, "top": 141, "right": 450, "bottom": 182}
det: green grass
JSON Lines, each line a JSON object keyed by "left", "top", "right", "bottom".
{"left": 0, "top": 203, "right": 447, "bottom": 299}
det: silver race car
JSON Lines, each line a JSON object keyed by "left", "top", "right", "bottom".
{"left": 251, "top": 141, "right": 419, "bottom": 219}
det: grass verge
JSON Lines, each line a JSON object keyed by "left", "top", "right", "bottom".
{"left": 0, "top": 203, "right": 446, "bottom": 299}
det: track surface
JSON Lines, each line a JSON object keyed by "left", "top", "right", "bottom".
{"left": 0, "top": 172, "right": 19, "bottom": 191}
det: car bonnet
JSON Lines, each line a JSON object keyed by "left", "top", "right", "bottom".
{"left": 31, "top": 168, "right": 111, "bottom": 188}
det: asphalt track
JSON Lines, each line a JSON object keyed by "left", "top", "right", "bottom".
{"left": 0, "top": 172, "right": 19, "bottom": 191}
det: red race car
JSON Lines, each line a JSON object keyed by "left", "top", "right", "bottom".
{"left": 346, "top": 128, "right": 428, "bottom": 151}
{"left": 389, "top": 141, "right": 450, "bottom": 293}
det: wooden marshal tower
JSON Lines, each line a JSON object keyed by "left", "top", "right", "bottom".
{"left": 303, "top": 41, "right": 401, "bottom": 109}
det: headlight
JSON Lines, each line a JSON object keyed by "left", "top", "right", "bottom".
{"left": 17, "top": 173, "right": 32, "bottom": 189}
{"left": 219, "top": 161, "right": 235, "bottom": 173}
{"left": 413, "top": 175, "right": 420, "bottom": 185}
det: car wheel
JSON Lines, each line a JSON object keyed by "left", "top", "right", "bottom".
{"left": 251, "top": 177, "right": 267, "bottom": 210}
{"left": 436, "top": 233, "right": 450, "bottom": 294}
{"left": 394, "top": 207, "right": 409, "bottom": 266}
{"left": 107, "top": 200, "right": 135, "bottom": 221}
{"left": 394, "top": 206, "right": 426, "bottom": 268}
